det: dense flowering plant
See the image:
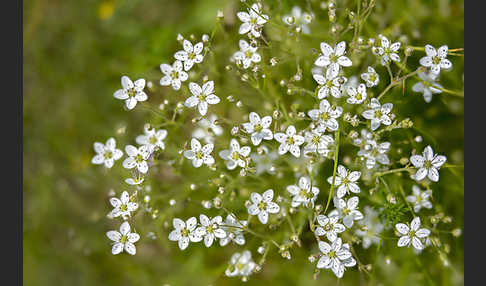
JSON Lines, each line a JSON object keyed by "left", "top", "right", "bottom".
{"left": 91, "top": 0, "right": 463, "bottom": 283}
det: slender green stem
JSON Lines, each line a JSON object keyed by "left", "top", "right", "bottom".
{"left": 324, "top": 127, "right": 340, "bottom": 213}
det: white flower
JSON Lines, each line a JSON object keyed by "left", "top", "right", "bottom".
{"left": 242, "top": 112, "right": 273, "bottom": 146}
{"left": 125, "top": 177, "right": 144, "bottom": 185}
{"left": 113, "top": 76, "right": 148, "bottom": 110}
{"left": 287, "top": 176, "right": 320, "bottom": 208}
{"left": 219, "top": 139, "right": 251, "bottom": 170}
{"left": 412, "top": 72, "right": 443, "bottom": 103}
{"left": 355, "top": 206, "right": 384, "bottom": 249}
{"left": 106, "top": 221, "right": 140, "bottom": 255}
{"left": 419, "top": 44, "right": 452, "bottom": 75}
{"left": 247, "top": 189, "right": 280, "bottom": 224}
{"left": 303, "top": 129, "right": 334, "bottom": 156}
{"left": 330, "top": 196, "right": 364, "bottom": 228}
{"left": 159, "top": 60, "right": 188, "bottom": 90}
{"left": 372, "top": 35, "right": 401, "bottom": 66}
{"left": 185, "top": 81, "right": 220, "bottom": 116}
{"left": 274, "top": 125, "right": 305, "bottom": 157}
{"left": 174, "top": 39, "right": 204, "bottom": 71}
{"left": 225, "top": 250, "right": 256, "bottom": 277}
{"left": 361, "top": 66, "right": 380, "bottom": 87}
{"left": 183, "top": 138, "right": 215, "bottom": 168}
{"left": 109, "top": 191, "right": 138, "bottom": 220}
{"left": 316, "top": 238, "right": 356, "bottom": 278}
{"left": 282, "top": 6, "right": 312, "bottom": 34}
{"left": 250, "top": 146, "right": 278, "bottom": 175}
{"left": 168, "top": 217, "right": 202, "bottom": 250}
{"left": 358, "top": 139, "right": 391, "bottom": 169}
{"left": 237, "top": 3, "right": 269, "bottom": 38}
{"left": 410, "top": 145, "right": 447, "bottom": 182}
{"left": 92, "top": 138, "right": 123, "bottom": 168}
{"left": 220, "top": 214, "right": 247, "bottom": 246}
{"left": 135, "top": 125, "right": 167, "bottom": 152}
{"left": 122, "top": 145, "right": 152, "bottom": 174}
{"left": 195, "top": 215, "right": 227, "bottom": 247}
{"left": 361, "top": 98, "right": 393, "bottom": 131}
{"left": 406, "top": 185, "right": 433, "bottom": 213}
{"left": 395, "top": 217, "right": 430, "bottom": 250}
{"left": 327, "top": 165, "right": 361, "bottom": 198}
{"left": 346, "top": 83, "right": 367, "bottom": 104}
{"left": 192, "top": 114, "right": 223, "bottom": 144}
{"left": 314, "top": 41, "right": 353, "bottom": 72}
{"left": 233, "top": 40, "right": 261, "bottom": 69}
{"left": 314, "top": 215, "right": 345, "bottom": 241}
{"left": 313, "top": 65, "right": 346, "bottom": 99}
{"left": 307, "top": 99, "right": 343, "bottom": 132}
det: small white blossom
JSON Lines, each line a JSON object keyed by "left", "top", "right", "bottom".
{"left": 406, "top": 185, "right": 433, "bottom": 213}
{"left": 195, "top": 215, "right": 227, "bottom": 247}
{"left": 109, "top": 191, "right": 138, "bottom": 220}
{"left": 220, "top": 214, "right": 247, "bottom": 246}
{"left": 395, "top": 217, "right": 430, "bottom": 250}
{"left": 233, "top": 40, "right": 261, "bottom": 69}
{"left": 159, "top": 60, "right": 188, "bottom": 90}
{"left": 192, "top": 114, "right": 223, "bottom": 144}
{"left": 346, "top": 83, "right": 368, "bottom": 104}
{"left": 237, "top": 3, "right": 269, "bottom": 38}
{"left": 372, "top": 35, "right": 401, "bottom": 66}
{"left": 313, "top": 65, "right": 346, "bottom": 99}
{"left": 410, "top": 145, "right": 447, "bottom": 182}
{"left": 314, "top": 41, "right": 353, "bottom": 72}
{"left": 412, "top": 72, "right": 443, "bottom": 103}
{"left": 330, "top": 196, "right": 364, "bottom": 228}
{"left": 136, "top": 125, "right": 167, "bottom": 152}
{"left": 314, "top": 215, "right": 345, "bottom": 242}
{"left": 274, "top": 125, "right": 305, "bottom": 157}
{"left": 174, "top": 39, "right": 204, "bottom": 71}
{"left": 247, "top": 189, "right": 280, "bottom": 224}
{"left": 184, "top": 138, "right": 215, "bottom": 168}
{"left": 303, "top": 129, "right": 334, "bottom": 156}
{"left": 361, "top": 66, "right": 380, "bottom": 87}
{"left": 106, "top": 221, "right": 140, "bottom": 255}
{"left": 355, "top": 206, "right": 384, "bottom": 249}
{"left": 125, "top": 177, "right": 144, "bottom": 185}
{"left": 316, "top": 238, "right": 356, "bottom": 278}
{"left": 307, "top": 99, "right": 343, "bottom": 132}
{"left": 92, "top": 138, "right": 123, "bottom": 168}
{"left": 113, "top": 76, "right": 148, "bottom": 110}
{"left": 225, "top": 250, "right": 256, "bottom": 278}
{"left": 122, "top": 145, "right": 152, "bottom": 174}
{"left": 219, "top": 139, "right": 251, "bottom": 170}
{"left": 286, "top": 176, "right": 320, "bottom": 208}
{"left": 168, "top": 217, "right": 202, "bottom": 250}
{"left": 419, "top": 44, "right": 452, "bottom": 75}
{"left": 282, "top": 6, "right": 313, "bottom": 34}
{"left": 327, "top": 165, "right": 361, "bottom": 198}
{"left": 185, "top": 81, "right": 220, "bottom": 116}
{"left": 242, "top": 112, "right": 273, "bottom": 146}
{"left": 250, "top": 146, "right": 278, "bottom": 175}
{"left": 362, "top": 98, "right": 393, "bottom": 131}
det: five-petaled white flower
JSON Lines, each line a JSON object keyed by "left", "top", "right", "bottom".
{"left": 122, "top": 145, "right": 152, "bottom": 174}
{"left": 346, "top": 83, "right": 368, "bottom": 104}
{"left": 362, "top": 98, "right": 393, "bottom": 131}
{"left": 282, "top": 6, "right": 313, "bottom": 34}
{"left": 419, "top": 44, "right": 452, "bottom": 75}
{"left": 242, "top": 112, "right": 273, "bottom": 146}
{"left": 327, "top": 165, "right": 361, "bottom": 198}
{"left": 412, "top": 72, "right": 443, "bottom": 103}
{"left": 313, "top": 65, "right": 346, "bottom": 99}
{"left": 355, "top": 206, "right": 384, "bottom": 249}
{"left": 192, "top": 114, "right": 223, "bottom": 144}
{"left": 113, "top": 76, "right": 148, "bottom": 110}
{"left": 168, "top": 217, "right": 202, "bottom": 250}
{"left": 308, "top": 99, "right": 343, "bottom": 132}
{"left": 219, "top": 139, "right": 251, "bottom": 170}
{"left": 406, "top": 185, "right": 433, "bottom": 213}
{"left": 247, "top": 189, "right": 280, "bottom": 224}
{"left": 410, "top": 145, "right": 447, "bottom": 182}
{"left": 316, "top": 238, "right": 356, "bottom": 278}
{"left": 372, "top": 35, "right": 401, "bottom": 66}
{"left": 314, "top": 41, "right": 353, "bottom": 72}
{"left": 233, "top": 40, "right": 261, "bottom": 69}
{"left": 395, "top": 217, "right": 430, "bottom": 250}
{"left": 184, "top": 138, "right": 215, "bottom": 168}
{"left": 361, "top": 66, "right": 380, "bottom": 87}
{"left": 314, "top": 214, "right": 345, "bottom": 242}
{"left": 287, "top": 176, "right": 320, "bottom": 208}
{"left": 174, "top": 39, "right": 204, "bottom": 71}
{"left": 274, "top": 125, "right": 305, "bottom": 157}
{"left": 109, "top": 191, "right": 138, "bottom": 220}
{"left": 92, "top": 137, "right": 123, "bottom": 168}
{"left": 237, "top": 3, "right": 269, "bottom": 38}
{"left": 303, "top": 129, "right": 334, "bottom": 156}
{"left": 106, "top": 221, "right": 140, "bottom": 255}
{"left": 159, "top": 60, "right": 188, "bottom": 90}
{"left": 330, "top": 196, "right": 364, "bottom": 228}
{"left": 136, "top": 125, "right": 167, "bottom": 152}
{"left": 353, "top": 131, "right": 391, "bottom": 169}
{"left": 185, "top": 81, "right": 220, "bottom": 116}
{"left": 195, "top": 214, "right": 227, "bottom": 247}
{"left": 225, "top": 250, "right": 257, "bottom": 278}
{"left": 220, "top": 214, "right": 247, "bottom": 246}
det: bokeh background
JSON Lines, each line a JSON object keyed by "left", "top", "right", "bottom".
{"left": 23, "top": 0, "right": 463, "bottom": 285}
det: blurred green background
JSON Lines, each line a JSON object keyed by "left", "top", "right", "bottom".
{"left": 23, "top": 0, "right": 463, "bottom": 285}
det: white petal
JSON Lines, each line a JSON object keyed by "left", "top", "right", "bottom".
{"left": 106, "top": 230, "right": 121, "bottom": 242}
{"left": 112, "top": 243, "right": 124, "bottom": 255}
{"left": 395, "top": 223, "right": 409, "bottom": 235}
{"left": 258, "top": 211, "right": 268, "bottom": 224}
{"left": 410, "top": 155, "right": 425, "bottom": 168}
{"left": 397, "top": 236, "right": 410, "bottom": 247}
{"left": 411, "top": 237, "right": 424, "bottom": 250}
{"left": 120, "top": 221, "right": 131, "bottom": 235}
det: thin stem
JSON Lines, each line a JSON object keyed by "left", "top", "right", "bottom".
{"left": 324, "top": 127, "right": 341, "bottom": 213}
